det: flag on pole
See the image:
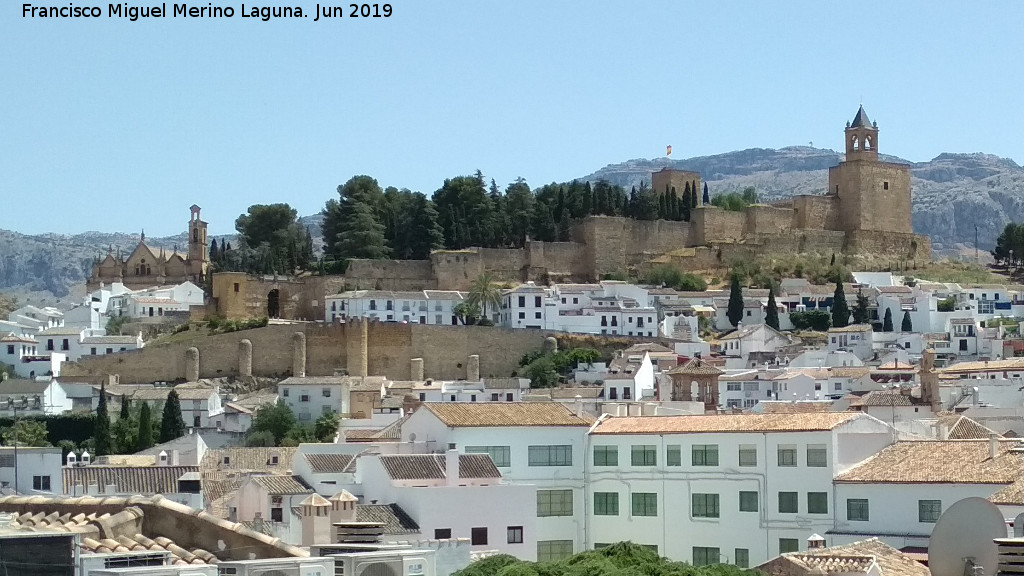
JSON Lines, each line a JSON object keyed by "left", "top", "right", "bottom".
{"left": 666, "top": 145, "right": 673, "bottom": 157}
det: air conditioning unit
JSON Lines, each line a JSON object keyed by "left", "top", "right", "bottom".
{"left": 213, "top": 557, "right": 334, "bottom": 576}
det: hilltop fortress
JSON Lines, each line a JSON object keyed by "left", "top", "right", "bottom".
{"left": 331, "top": 106, "right": 928, "bottom": 292}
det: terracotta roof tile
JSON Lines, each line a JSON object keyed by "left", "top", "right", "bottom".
{"left": 63, "top": 466, "right": 197, "bottom": 495}
{"left": 834, "top": 440, "right": 1024, "bottom": 484}
{"left": 421, "top": 402, "right": 592, "bottom": 427}
{"left": 378, "top": 454, "right": 500, "bottom": 480}
{"left": 250, "top": 474, "right": 313, "bottom": 495}
{"left": 357, "top": 503, "right": 420, "bottom": 534}
{"left": 758, "top": 538, "right": 929, "bottom": 576}
{"left": 592, "top": 412, "right": 863, "bottom": 435}
{"left": 304, "top": 453, "right": 356, "bottom": 473}
{"left": 667, "top": 358, "right": 723, "bottom": 376}
{"left": 759, "top": 401, "right": 833, "bottom": 414}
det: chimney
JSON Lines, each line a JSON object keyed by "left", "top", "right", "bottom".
{"left": 80, "top": 451, "right": 91, "bottom": 465}
{"left": 467, "top": 355, "right": 480, "bottom": 381}
{"left": 170, "top": 449, "right": 179, "bottom": 466}
{"left": 807, "top": 534, "right": 826, "bottom": 550}
{"left": 445, "top": 449, "right": 460, "bottom": 486}
{"left": 329, "top": 490, "right": 358, "bottom": 525}
{"left": 158, "top": 451, "right": 168, "bottom": 466}
{"left": 299, "top": 493, "right": 332, "bottom": 546}
{"left": 104, "top": 483, "right": 117, "bottom": 494}
{"left": 573, "top": 395, "right": 583, "bottom": 418}
{"left": 990, "top": 433, "right": 1000, "bottom": 459}
{"left": 936, "top": 422, "right": 947, "bottom": 440}
{"left": 66, "top": 452, "right": 77, "bottom": 466}
{"left": 411, "top": 358, "right": 424, "bottom": 381}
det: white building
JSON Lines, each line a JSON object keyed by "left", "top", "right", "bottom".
{"left": 35, "top": 326, "right": 143, "bottom": 363}
{"left": 0, "top": 446, "right": 63, "bottom": 494}
{"left": 832, "top": 438, "right": 1022, "bottom": 551}
{"left": 234, "top": 474, "right": 315, "bottom": 543}
{"left": 718, "top": 324, "right": 793, "bottom": 368}
{"left": 499, "top": 281, "right": 658, "bottom": 336}
{"left": 359, "top": 451, "right": 537, "bottom": 559}
{"left": 291, "top": 443, "right": 364, "bottom": 495}
{"left": 279, "top": 376, "right": 351, "bottom": 422}
{"left": 585, "top": 412, "right": 894, "bottom": 566}
{"left": 8, "top": 305, "right": 63, "bottom": 331}
{"left": 325, "top": 290, "right": 466, "bottom": 325}
{"left": 400, "top": 402, "right": 592, "bottom": 561}
{"left": 0, "top": 378, "right": 71, "bottom": 415}
{"left": 827, "top": 325, "right": 874, "bottom": 360}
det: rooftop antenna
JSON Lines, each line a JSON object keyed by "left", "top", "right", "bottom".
{"left": 928, "top": 497, "right": 1005, "bottom": 576}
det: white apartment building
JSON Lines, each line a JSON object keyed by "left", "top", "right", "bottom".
{"left": 400, "top": 402, "right": 592, "bottom": 562}
{"left": 832, "top": 438, "right": 1023, "bottom": 551}
{"left": 359, "top": 451, "right": 538, "bottom": 559}
{"left": 36, "top": 326, "right": 143, "bottom": 363}
{"left": 0, "top": 378, "right": 72, "bottom": 415}
{"left": 324, "top": 290, "right": 466, "bottom": 325}
{"left": 585, "top": 412, "right": 894, "bottom": 566}
{"left": 8, "top": 305, "right": 63, "bottom": 331}
{"left": 0, "top": 446, "right": 63, "bottom": 494}
{"left": 499, "top": 281, "right": 658, "bottom": 336}
{"left": 278, "top": 376, "right": 351, "bottom": 422}
{"left": 827, "top": 325, "right": 874, "bottom": 360}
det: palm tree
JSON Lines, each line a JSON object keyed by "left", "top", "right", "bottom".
{"left": 467, "top": 273, "right": 503, "bottom": 324}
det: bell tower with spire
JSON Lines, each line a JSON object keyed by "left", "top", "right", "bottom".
{"left": 187, "top": 204, "right": 209, "bottom": 282}
{"left": 828, "top": 105, "right": 912, "bottom": 234}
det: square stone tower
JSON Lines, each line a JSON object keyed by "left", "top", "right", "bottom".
{"left": 652, "top": 168, "right": 703, "bottom": 204}
{"left": 827, "top": 106, "right": 912, "bottom": 234}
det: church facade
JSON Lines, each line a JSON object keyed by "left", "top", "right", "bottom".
{"left": 88, "top": 205, "right": 210, "bottom": 291}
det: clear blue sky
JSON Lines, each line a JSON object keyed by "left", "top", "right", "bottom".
{"left": 4, "top": 1, "right": 1024, "bottom": 236}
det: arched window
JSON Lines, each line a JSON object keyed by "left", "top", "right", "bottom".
{"left": 851, "top": 136, "right": 860, "bottom": 151}
{"left": 193, "top": 228, "right": 198, "bottom": 242}
{"left": 864, "top": 136, "right": 873, "bottom": 150}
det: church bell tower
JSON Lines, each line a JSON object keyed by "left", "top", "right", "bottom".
{"left": 844, "top": 105, "right": 879, "bottom": 162}
{"left": 188, "top": 204, "right": 209, "bottom": 280}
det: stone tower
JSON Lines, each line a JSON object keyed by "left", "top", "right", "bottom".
{"left": 187, "top": 204, "right": 209, "bottom": 281}
{"left": 651, "top": 168, "right": 702, "bottom": 204}
{"left": 827, "top": 106, "right": 912, "bottom": 234}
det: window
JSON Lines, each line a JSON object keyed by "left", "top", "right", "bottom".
{"left": 535, "top": 312, "right": 542, "bottom": 319}
{"left": 692, "top": 444, "right": 719, "bottom": 466}
{"left": 735, "top": 548, "right": 749, "bottom": 569}
{"left": 667, "top": 445, "right": 681, "bottom": 467}
{"left": 300, "top": 394, "right": 310, "bottom": 402}
{"left": 593, "top": 492, "right": 619, "bottom": 516}
{"left": 270, "top": 507, "right": 283, "bottom": 522}
{"left": 434, "top": 528, "right": 451, "bottom": 539}
{"left": 518, "top": 312, "right": 525, "bottom": 319}
{"left": 535, "top": 296, "right": 542, "bottom": 307}
{"left": 739, "top": 491, "right": 759, "bottom": 512}
{"left": 806, "top": 444, "right": 827, "bottom": 467}
{"left": 726, "top": 383, "right": 741, "bottom": 391}
{"left": 322, "top": 388, "right": 332, "bottom": 397}
{"left": 233, "top": 282, "right": 239, "bottom": 293}
{"left": 529, "top": 445, "right": 572, "bottom": 466}
{"left": 106, "top": 348, "right": 113, "bottom": 354}
{"left": 593, "top": 445, "right": 618, "bottom": 466}
{"left": 471, "top": 527, "right": 488, "bottom": 545}
{"left": 32, "top": 475, "right": 50, "bottom": 491}
{"left": 5, "top": 345, "right": 12, "bottom": 354}
{"left": 465, "top": 445, "right": 511, "bottom": 467}
{"left": 507, "top": 526, "right": 523, "bottom": 544}
{"left": 491, "top": 393, "right": 499, "bottom": 401}
{"left": 537, "top": 540, "right": 573, "bottom": 562}
{"left": 537, "top": 489, "right": 573, "bottom": 517}
{"left": 919, "top": 500, "right": 942, "bottom": 523}
{"left": 778, "top": 445, "right": 797, "bottom": 467}
{"left": 779, "top": 538, "right": 800, "bottom": 554}
{"left": 808, "top": 492, "right": 828, "bottom": 514}
{"left": 692, "top": 493, "right": 719, "bottom": 518}
{"left": 46, "top": 339, "right": 53, "bottom": 351}
{"left": 738, "top": 445, "right": 757, "bottom": 467}
{"left": 90, "top": 347, "right": 96, "bottom": 355}
{"left": 778, "top": 492, "right": 798, "bottom": 513}
{"left": 693, "top": 546, "right": 721, "bottom": 567}
{"left": 518, "top": 296, "right": 525, "bottom": 307}
{"left": 282, "top": 389, "right": 289, "bottom": 397}
{"left": 631, "top": 492, "right": 658, "bottom": 517}
{"left": 418, "top": 392, "right": 425, "bottom": 401}
{"left": 631, "top": 445, "right": 657, "bottom": 466}
{"left": 883, "top": 181, "right": 889, "bottom": 190}
{"left": 61, "top": 339, "right": 69, "bottom": 351}
{"left": 847, "top": 498, "right": 869, "bottom": 521}
{"left": 506, "top": 393, "right": 514, "bottom": 402}
{"left": 573, "top": 297, "right": 578, "bottom": 304}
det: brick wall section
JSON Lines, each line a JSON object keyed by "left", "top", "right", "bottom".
{"left": 791, "top": 195, "right": 840, "bottom": 230}
{"left": 744, "top": 205, "right": 794, "bottom": 236}
{"left": 344, "top": 259, "right": 435, "bottom": 290}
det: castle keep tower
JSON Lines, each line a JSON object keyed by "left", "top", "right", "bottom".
{"left": 827, "top": 105, "right": 912, "bottom": 234}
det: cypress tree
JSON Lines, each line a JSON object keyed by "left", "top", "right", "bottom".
{"left": 691, "top": 183, "right": 699, "bottom": 209}
{"left": 137, "top": 402, "right": 154, "bottom": 451}
{"left": 119, "top": 396, "right": 130, "bottom": 421}
{"left": 703, "top": 182, "right": 710, "bottom": 204}
{"left": 682, "top": 190, "right": 692, "bottom": 222}
{"left": 94, "top": 382, "right": 112, "bottom": 457}
{"left": 727, "top": 273, "right": 744, "bottom": 328}
{"left": 160, "top": 389, "right": 187, "bottom": 442}
{"left": 658, "top": 193, "right": 667, "bottom": 220}
{"left": 901, "top": 311, "right": 913, "bottom": 332}
{"left": 209, "top": 239, "right": 219, "bottom": 263}
{"left": 765, "top": 287, "right": 780, "bottom": 330}
{"left": 852, "top": 288, "right": 871, "bottom": 324}
{"left": 832, "top": 280, "right": 850, "bottom": 328}
{"left": 883, "top": 308, "right": 894, "bottom": 332}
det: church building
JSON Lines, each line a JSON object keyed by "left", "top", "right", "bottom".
{"left": 87, "top": 205, "right": 210, "bottom": 291}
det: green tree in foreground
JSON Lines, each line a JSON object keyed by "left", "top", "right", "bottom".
{"left": 452, "top": 541, "right": 760, "bottom": 576}
{"left": 467, "top": 273, "right": 503, "bottom": 324}
{"left": 160, "top": 389, "right": 186, "bottom": 443}
{"left": 883, "top": 308, "right": 894, "bottom": 332}
{"left": 1, "top": 420, "right": 50, "bottom": 447}
{"left": 902, "top": 310, "right": 913, "bottom": 332}
{"left": 831, "top": 280, "right": 850, "bottom": 328}
{"left": 765, "top": 287, "right": 780, "bottom": 330}
{"left": 249, "top": 400, "right": 298, "bottom": 445}
{"left": 726, "top": 274, "right": 744, "bottom": 327}
{"left": 314, "top": 411, "right": 340, "bottom": 443}
{"left": 136, "top": 402, "right": 154, "bottom": 451}
{"left": 94, "top": 382, "right": 112, "bottom": 456}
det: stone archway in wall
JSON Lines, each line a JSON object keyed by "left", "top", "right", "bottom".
{"left": 267, "top": 289, "right": 280, "bottom": 319}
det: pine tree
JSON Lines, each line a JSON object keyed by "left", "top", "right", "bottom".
{"left": 852, "top": 288, "right": 871, "bottom": 324}
{"left": 901, "top": 311, "right": 913, "bottom": 332}
{"left": 530, "top": 203, "right": 557, "bottom": 242}
{"left": 94, "top": 381, "right": 112, "bottom": 456}
{"left": 137, "top": 402, "right": 154, "bottom": 451}
{"left": 883, "top": 308, "right": 894, "bottom": 332}
{"left": 160, "top": 389, "right": 187, "bottom": 443}
{"left": 765, "top": 287, "right": 780, "bottom": 330}
{"left": 702, "top": 182, "right": 710, "bottom": 204}
{"left": 691, "top": 183, "right": 699, "bottom": 209}
{"left": 832, "top": 280, "right": 850, "bottom": 328}
{"left": 727, "top": 273, "right": 744, "bottom": 328}
{"left": 398, "top": 194, "right": 445, "bottom": 259}
{"left": 658, "top": 193, "right": 667, "bottom": 220}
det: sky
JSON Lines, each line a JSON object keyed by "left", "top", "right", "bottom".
{"left": 4, "top": 1, "right": 1024, "bottom": 236}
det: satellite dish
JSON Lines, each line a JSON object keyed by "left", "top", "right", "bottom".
{"left": 929, "top": 497, "right": 1006, "bottom": 576}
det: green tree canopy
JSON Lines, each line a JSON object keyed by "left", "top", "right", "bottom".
{"left": 136, "top": 402, "right": 154, "bottom": 451}
{"left": 852, "top": 289, "right": 871, "bottom": 324}
{"left": 94, "top": 382, "right": 112, "bottom": 456}
{"left": 1, "top": 420, "right": 50, "bottom": 447}
{"left": 726, "top": 274, "right": 744, "bottom": 327}
{"left": 883, "top": 308, "right": 894, "bottom": 332}
{"left": 160, "top": 390, "right": 186, "bottom": 443}
{"left": 467, "top": 274, "right": 503, "bottom": 324}
{"left": 314, "top": 412, "right": 340, "bottom": 443}
{"left": 832, "top": 280, "right": 850, "bottom": 328}
{"left": 249, "top": 400, "right": 298, "bottom": 445}
{"left": 765, "top": 287, "right": 780, "bottom": 330}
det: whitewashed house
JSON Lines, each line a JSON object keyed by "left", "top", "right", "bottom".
{"left": 278, "top": 376, "right": 350, "bottom": 422}
{"left": 325, "top": 290, "right": 466, "bottom": 325}
{"left": 718, "top": 324, "right": 793, "bottom": 368}
{"left": 585, "top": 412, "right": 894, "bottom": 566}
{"left": 233, "top": 474, "right": 315, "bottom": 544}
{"left": 291, "top": 443, "right": 365, "bottom": 495}
{"left": 0, "top": 378, "right": 71, "bottom": 415}
{"left": 401, "top": 402, "right": 592, "bottom": 561}
{"left": 827, "top": 325, "right": 874, "bottom": 360}
{"left": 8, "top": 305, "right": 63, "bottom": 331}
